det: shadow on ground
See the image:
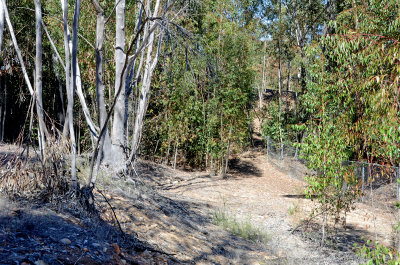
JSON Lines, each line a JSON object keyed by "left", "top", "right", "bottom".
{"left": 227, "top": 158, "right": 263, "bottom": 178}
{"left": 96, "top": 162, "right": 282, "bottom": 264}
{"left": 0, "top": 196, "right": 179, "bottom": 264}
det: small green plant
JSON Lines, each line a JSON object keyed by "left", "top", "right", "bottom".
{"left": 355, "top": 200, "right": 400, "bottom": 265}
{"left": 213, "top": 208, "right": 269, "bottom": 242}
{"left": 288, "top": 203, "right": 299, "bottom": 216}
{"left": 355, "top": 240, "right": 400, "bottom": 265}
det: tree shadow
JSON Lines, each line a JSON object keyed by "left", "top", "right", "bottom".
{"left": 227, "top": 158, "right": 263, "bottom": 178}
{"left": 99, "top": 184, "right": 280, "bottom": 265}
{"left": 0, "top": 197, "right": 180, "bottom": 264}
{"left": 295, "top": 220, "right": 372, "bottom": 254}
{"left": 282, "top": 194, "right": 316, "bottom": 199}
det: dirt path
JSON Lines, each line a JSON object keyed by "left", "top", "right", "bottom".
{"left": 150, "top": 149, "right": 393, "bottom": 264}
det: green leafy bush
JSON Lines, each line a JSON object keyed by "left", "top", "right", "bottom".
{"left": 355, "top": 240, "right": 400, "bottom": 265}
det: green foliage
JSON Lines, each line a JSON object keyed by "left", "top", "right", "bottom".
{"left": 355, "top": 240, "right": 400, "bottom": 264}
{"left": 299, "top": 0, "right": 400, "bottom": 229}
{"left": 303, "top": 0, "right": 400, "bottom": 164}
{"left": 141, "top": 0, "right": 257, "bottom": 169}
{"left": 261, "top": 101, "right": 283, "bottom": 142}
{"left": 261, "top": 100, "right": 299, "bottom": 143}
{"left": 355, "top": 201, "right": 400, "bottom": 264}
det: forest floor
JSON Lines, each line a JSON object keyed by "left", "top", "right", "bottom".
{"left": 0, "top": 142, "right": 397, "bottom": 264}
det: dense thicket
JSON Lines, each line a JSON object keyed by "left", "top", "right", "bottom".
{"left": 141, "top": 0, "right": 259, "bottom": 172}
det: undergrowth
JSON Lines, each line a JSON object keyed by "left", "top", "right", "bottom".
{"left": 212, "top": 207, "right": 269, "bottom": 242}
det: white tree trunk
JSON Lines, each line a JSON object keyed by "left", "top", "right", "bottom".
{"left": 111, "top": 0, "right": 127, "bottom": 163}
{"left": 2, "top": 0, "right": 33, "bottom": 95}
{"left": 0, "top": 0, "right": 4, "bottom": 54}
{"left": 2, "top": 0, "right": 48, "bottom": 155}
{"left": 129, "top": 0, "right": 163, "bottom": 162}
{"left": 34, "top": 0, "right": 46, "bottom": 159}
{"left": 260, "top": 42, "right": 266, "bottom": 109}
{"left": 88, "top": 0, "right": 112, "bottom": 185}
{"left": 62, "top": 0, "right": 77, "bottom": 187}
{"left": 60, "top": 0, "right": 99, "bottom": 140}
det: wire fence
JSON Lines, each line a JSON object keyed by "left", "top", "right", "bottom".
{"left": 266, "top": 136, "right": 310, "bottom": 181}
{"left": 266, "top": 136, "right": 400, "bottom": 203}
{"left": 265, "top": 136, "right": 400, "bottom": 244}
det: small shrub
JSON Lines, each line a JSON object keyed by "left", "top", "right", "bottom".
{"left": 288, "top": 203, "right": 299, "bottom": 216}
{"left": 355, "top": 240, "right": 400, "bottom": 265}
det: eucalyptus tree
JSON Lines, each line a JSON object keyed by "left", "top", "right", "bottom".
{"left": 258, "top": 0, "right": 326, "bottom": 144}
{"left": 0, "top": 0, "right": 4, "bottom": 53}
{"left": 1, "top": 0, "right": 49, "bottom": 158}
{"left": 34, "top": 0, "right": 47, "bottom": 159}
{"left": 138, "top": 0, "right": 258, "bottom": 173}
{"left": 111, "top": 0, "right": 126, "bottom": 162}
{"left": 301, "top": 0, "right": 400, "bottom": 244}
{"left": 87, "top": 0, "right": 175, "bottom": 186}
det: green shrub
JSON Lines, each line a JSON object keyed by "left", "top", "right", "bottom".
{"left": 355, "top": 240, "right": 400, "bottom": 265}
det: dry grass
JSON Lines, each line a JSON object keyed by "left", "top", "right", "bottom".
{"left": 212, "top": 206, "right": 270, "bottom": 243}
{"left": 0, "top": 138, "right": 72, "bottom": 201}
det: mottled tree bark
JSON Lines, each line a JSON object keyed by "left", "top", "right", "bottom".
{"left": 111, "top": 0, "right": 127, "bottom": 163}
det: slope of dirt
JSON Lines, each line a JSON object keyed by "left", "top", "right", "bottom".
{"left": 141, "top": 147, "right": 397, "bottom": 264}
{"left": 0, "top": 194, "right": 181, "bottom": 265}
{"left": 96, "top": 169, "right": 283, "bottom": 264}
{"left": 1, "top": 142, "right": 396, "bottom": 264}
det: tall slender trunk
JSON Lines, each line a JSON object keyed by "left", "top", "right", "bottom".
{"left": 287, "top": 60, "right": 291, "bottom": 91}
{"left": 128, "top": 0, "right": 163, "bottom": 163}
{"left": 295, "top": 15, "right": 307, "bottom": 93}
{"left": 89, "top": 0, "right": 112, "bottom": 185}
{"left": 260, "top": 41, "right": 266, "bottom": 110}
{"left": 111, "top": 0, "right": 126, "bottom": 162}
{"left": 34, "top": 0, "right": 46, "bottom": 159}
{"left": 0, "top": 75, "right": 5, "bottom": 142}
{"left": 54, "top": 55, "right": 65, "bottom": 121}
{"left": 221, "top": 127, "right": 232, "bottom": 179}
{"left": 286, "top": 60, "right": 291, "bottom": 110}
{"left": 125, "top": 3, "right": 144, "bottom": 147}
{"left": 0, "top": 1, "right": 3, "bottom": 142}
{"left": 0, "top": 0, "right": 4, "bottom": 54}
{"left": 278, "top": 45, "right": 283, "bottom": 143}
{"left": 55, "top": 4, "right": 99, "bottom": 140}
{"left": 278, "top": 0, "right": 283, "bottom": 144}
{"left": 69, "top": 0, "right": 81, "bottom": 188}
{"left": 2, "top": 0, "right": 33, "bottom": 96}
{"left": 173, "top": 139, "right": 178, "bottom": 170}
{"left": 2, "top": 0, "right": 48, "bottom": 149}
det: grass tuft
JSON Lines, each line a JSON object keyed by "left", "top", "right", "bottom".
{"left": 213, "top": 207, "right": 269, "bottom": 242}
